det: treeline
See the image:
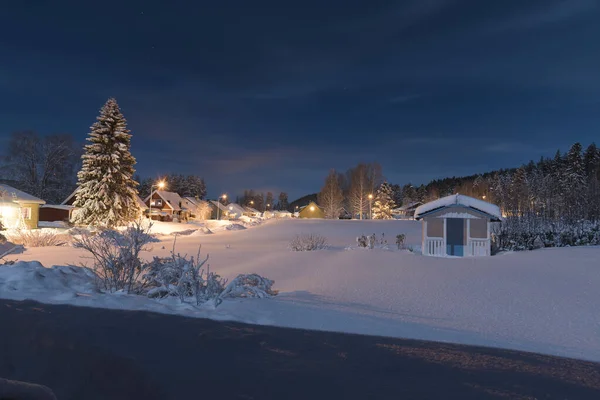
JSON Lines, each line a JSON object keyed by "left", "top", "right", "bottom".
{"left": 236, "top": 190, "right": 289, "bottom": 212}
{"left": 137, "top": 174, "right": 207, "bottom": 200}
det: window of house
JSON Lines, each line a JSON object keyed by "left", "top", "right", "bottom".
{"left": 151, "top": 199, "right": 163, "bottom": 207}
{"left": 21, "top": 207, "right": 32, "bottom": 220}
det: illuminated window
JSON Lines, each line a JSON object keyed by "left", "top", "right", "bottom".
{"left": 21, "top": 207, "right": 32, "bottom": 220}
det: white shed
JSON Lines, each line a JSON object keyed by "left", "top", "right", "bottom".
{"left": 414, "top": 194, "right": 502, "bottom": 257}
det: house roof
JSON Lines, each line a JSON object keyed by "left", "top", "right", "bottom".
{"left": 136, "top": 195, "right": 148, "bottom": 210}
{"left": 298, "top": 201, "right": 323, "bottom": 212}
{"left": 396, "top": 201, "right": 422, "bottom": 211}
{"left": 61, "top": 189, "right": 77, "bottom": 205}
{"left": 0, "top": 184, "right": 45, "bottom": 205}
{"left": 414, "top": 194, "right": 501, "bottom": 221}
{"left": 40, "top": 204, "right": 76, "bottom": 210}
{"left": 244, "top": 206, "right": 261, "bottom": 214}
{"left": 226, "top": 203, "right": 246, "bottom": 215}
{"left": 182, "top": 197, "right": 200, "bottom": 206}
{"left": 210, "top": 200, "right": 229, "bottom": 212}
{"left": 144, "top": 190, "right": 182, "bottom": 211}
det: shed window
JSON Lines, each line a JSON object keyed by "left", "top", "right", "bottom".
{"left": 21, "top": 207, "right": 32, "bottom": 220}
{"left": 470, "top": 219, "right": 487, "bottom": 238}
{"left": 426, "top": 218, "right": 444, "bottom": 237}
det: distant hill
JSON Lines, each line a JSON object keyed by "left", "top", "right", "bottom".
{"left": 288, "top": 193, "right": 318, "bottom": 212}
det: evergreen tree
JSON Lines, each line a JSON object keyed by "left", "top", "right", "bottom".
{"left": 563, "top": 143, "right": 587, "bottom": 220}
{"left": 390, "top": 183, "right": 403, "bottom": 207}
{"left": 278, "top": 192, "right": 289, "bottom": 211}
{"left": 265, "top": 192, "right": 274, "bottom": 210}
{"left": 372, "top": 182, "right": 396, "bottom": 219}
{"left": 72, "top": 98, "right": 140, "bottom": 227}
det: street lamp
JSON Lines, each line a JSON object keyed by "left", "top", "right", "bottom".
{"left": 368, "top": 194, "right": 373, "bottom": 219}
{"left": 148, "top": 180, "right": 166, "bottom": 220}
{"left": 217, "top": 194, "right": 227, "bottom": 220}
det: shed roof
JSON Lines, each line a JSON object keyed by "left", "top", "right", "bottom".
{"left": 0, "top": 184, "right": 46, "bottom": 205}
{"left": 414, "top": 194, "right": 501, "bottom": 221}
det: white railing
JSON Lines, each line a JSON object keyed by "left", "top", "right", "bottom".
{"left": 468, "top": 239, "right": 489, "bottom": 257}
{"left": 423, "top": 238, "right": 445, "bottom": 257}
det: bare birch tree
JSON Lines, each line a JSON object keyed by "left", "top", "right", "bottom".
{"left": 348, "top": 162, "right": 382, "bottom": 219}
{"left": 318, "top": 169, "right": 344, "bottom": 219}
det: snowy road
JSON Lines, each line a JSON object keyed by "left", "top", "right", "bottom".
{"left": 2, "top": 299, "right": 599, "bottom": 400}
{"left": 3, "top": 219, "right": 600, "bottom": 361}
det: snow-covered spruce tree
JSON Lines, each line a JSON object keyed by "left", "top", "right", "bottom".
{"left": 372, "top": 182, "right": 396, "bottom": 219}
{"left": 72, "top": 98, "right": 140, "bottom": 227}
{"left": 563, "top": 143, "right": 587, "bottom": 221}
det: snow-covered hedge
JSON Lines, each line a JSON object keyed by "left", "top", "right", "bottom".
{"left": 492, "top": 216, "right": 600, "bottom": 252}
{"left": 289, "top": 234, "right": 328, "bottom": 251}
{"left": 356, "top": 233, "right": 389, "bottom": 249}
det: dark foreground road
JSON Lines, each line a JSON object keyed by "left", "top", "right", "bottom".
{"left": 1, "top": 300, "right": 599, "bottom": 400}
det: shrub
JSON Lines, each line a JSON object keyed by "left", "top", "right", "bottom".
{"left": 8, "top": 229, "right": 69, "bottom": 247}
{"left": 395, "top": 234, "right": 406, "bottom": 249}
{"left": 73, "top": 221, "right": 158, "bottom": 293}
{"left": 356, "top": 233, "right": 388, "bottom": 249}
{"left": 144, "top": 245, "right": 227, "bottom": 306}
{"left": 290, "top": 234, "right": 327, "bottom": 251}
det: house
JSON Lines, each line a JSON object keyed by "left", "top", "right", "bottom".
{"left": 0, "top": 184, "right": 46, "bottom": 229}
{"left": 210, "top": 200, "right": 230, "bottom": 220}
{"left": 59, "top": 190, "right": 147, "bottom": 222}
{"left": 414, "top": 194, "right": 502, "bottom": 257}
{"left": 182, "top": 197, "right": 211, "bottom": 220}
{"left": 298, "top": 201, "right": 325, "bottom": 219}
{"left": 225, "top": 203, "right": 246, "bottom": 219}
{"left": 243, "top": 206, "right": 261, "bottom": 217}
{"left": 392, "top": 201, "right": 422, "bottom": 219}
{"left": 144, "top": 190, "right": 187, "bottom": 222}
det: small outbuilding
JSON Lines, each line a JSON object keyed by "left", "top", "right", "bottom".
{"left": 414, "top": 194, "right": 502, "bottom": 257}
{"left": 0, "top": 184, "right": 46, "bottom": 229}
{"left": 298, "top": 201, "right": 325, "bottom": 219}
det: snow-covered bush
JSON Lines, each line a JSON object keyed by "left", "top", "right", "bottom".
{"left": 73, "top": 221, "right": 158, "bottom": 293}
{"left": 356, "top": 233, "right": 388, "bottom": 249}
{"left": 144, "top": 246, "right": 227, "bottom": 306}
{"left": 8, "top": 229, "right": 69, "bottom": 247}
{"left": 144, "top": 245, "right": 277, "bottom": 306}
{"left": 221, "top": 274, "right": 278, "bottom": 299}
{"left": 289, "top": 234, "right": 327, "bottom": 251}
{"left": 395, "top": 234, "right": 406, "bottom": 249}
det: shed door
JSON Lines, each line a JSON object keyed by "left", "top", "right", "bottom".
{"left": 446, "top": 218, "right": 464, "bottom": 256}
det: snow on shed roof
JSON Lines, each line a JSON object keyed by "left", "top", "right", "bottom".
{"left": 414, "top": 194, "right": 501, "bottom": 221}
{"left": 41, "top": 204, "right": 75, "bottom": 210}
{"left": 0, "top": 184, "right": 45, "bottom": 205}
{"left": 396, "top": 201, "right": 422, "bottom": 211}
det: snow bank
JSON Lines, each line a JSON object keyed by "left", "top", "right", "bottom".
{"left": 414, "top": 194, "right": 501, "bottom": 220}
{"left": 0, "top": 262, "right": 98, "bottom": 301}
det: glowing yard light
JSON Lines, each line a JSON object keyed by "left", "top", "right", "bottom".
{"left": 0, "top": 203, "right": 19, "bottom": 229}
{"left": 310, "top": 206, "right": 315, "bottom": 211}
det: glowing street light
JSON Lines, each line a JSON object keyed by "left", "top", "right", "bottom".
{"left": 217, "top": 194, "right": 227, "bottom": 220}
{"left": 148, "top": 180, "right": 166, "bottom": 220}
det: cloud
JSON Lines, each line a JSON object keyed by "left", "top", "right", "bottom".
{"left": 490, "top": 0, "right": 596, "bottom": 32}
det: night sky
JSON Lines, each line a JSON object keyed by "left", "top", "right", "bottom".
{"left": 1, "top": 1, "right": 599, "bottom": 200}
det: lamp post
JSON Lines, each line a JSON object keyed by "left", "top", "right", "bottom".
{"left": 217, "top": 194, "right": 227, "bottom": 220}
{"left": 148, "top": 181, "right": 166, "bottom": 220}
{"left": 368, "top": 194, "right": 373, "bottom": 219}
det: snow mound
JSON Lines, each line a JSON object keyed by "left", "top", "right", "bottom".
{"left": 39, "top": 221, "right": 70, "bottom": 229}
{"left": 0, "top": 261, "right": 98, "bottom": 301}
{"left": 226, "top": 223, "right": 247, "bottom": 231}
{"left": 414, "top": 194, "right": 501, "bottom": 220}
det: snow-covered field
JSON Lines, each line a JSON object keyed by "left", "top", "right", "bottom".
{"left": 2, "top": 219, "right": 600, "bottom": 362}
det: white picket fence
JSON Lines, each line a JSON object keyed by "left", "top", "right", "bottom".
{"left": 423, "top": 238, "right": 445, "bottom": 256}
{"left": 467, "top": 238, "right": 490, "bottom": 257}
